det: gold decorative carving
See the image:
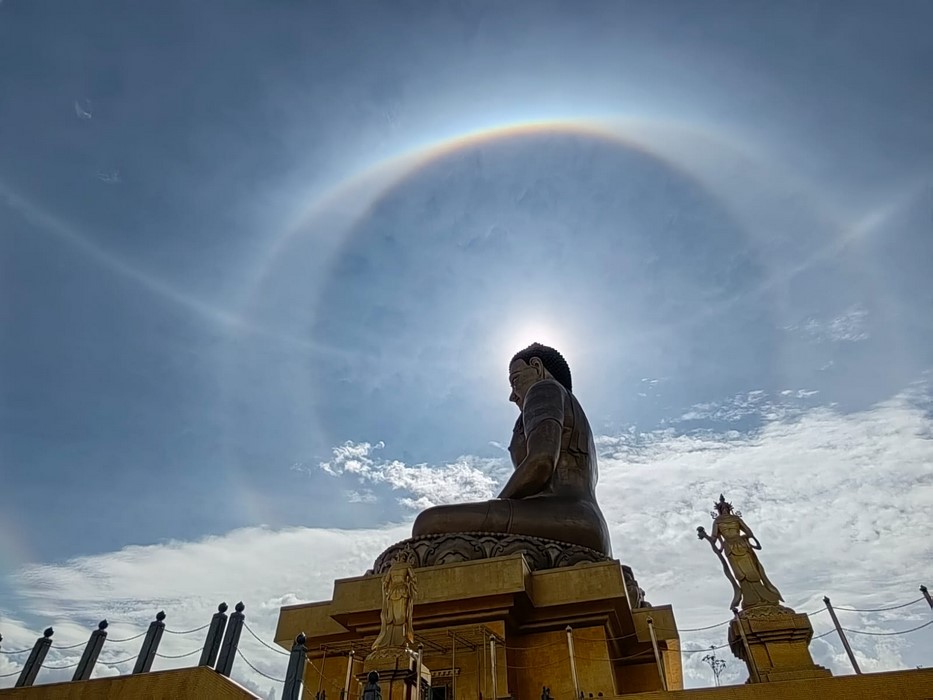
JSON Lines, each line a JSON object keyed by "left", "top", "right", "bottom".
{"left": 370, "top": 550, "right": 418, "bottom": 655}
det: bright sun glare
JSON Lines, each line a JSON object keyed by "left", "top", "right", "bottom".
{"left": 503, "top": 321, "right": 571, "bottom": 365}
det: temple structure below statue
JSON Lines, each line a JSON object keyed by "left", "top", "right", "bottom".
{"left": 277, "top": 553, "right": 681, "bottom": 699}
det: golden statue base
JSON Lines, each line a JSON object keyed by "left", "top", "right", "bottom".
{"left": 359, "top": 646, "right": 430, "bottom": 700}
{"left": 729, "top": 606, "right": 832, "bottom": 683}
{"left": 276, "top": 554, "right": 681, "bottom": 698}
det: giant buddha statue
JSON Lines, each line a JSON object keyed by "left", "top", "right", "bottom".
{"left": 372, "top": 343, "right": 615, "bottom": 574}
{"left": 414, "top": 342, "right": 612, "bottom": 555}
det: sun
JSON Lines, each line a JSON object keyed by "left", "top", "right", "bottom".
{"left": 502, "top": 321, "right": 571, "bottom": 364}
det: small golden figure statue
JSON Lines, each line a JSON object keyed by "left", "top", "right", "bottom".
{"left": 371, "top": 551, "right": 418, "bottom": 653}
{"left": 698, "top": 495, "right": 784, "bottom": 610}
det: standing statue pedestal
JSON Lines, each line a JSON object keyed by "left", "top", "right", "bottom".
{"left": 359, "top": 652, "right": 431, "bottom": 700}
{"left": 729, "top": 607, "right": 831, "bottom": 683}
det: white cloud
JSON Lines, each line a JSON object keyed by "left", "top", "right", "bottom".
{"left": 346, "top": 489, "right": 378, "bottom": 504}
{"left": 73, "top": 99, "right": 92, "bottom": 120}
{"left": 3, "top": 382, "right": 932, "bottom": 691}
{"left": 96, "top": 169, "right": 122, "bottom": 185}
{"left": 780, "top": 389, "right": 819, "bottom": 398}
{"left": 315, "top": 440, "right": 506, "bottom": 509}
{"left": 596, "top": 381, "right": 933, "bottom": 683}
{"left": 1, "top": 526, "right": 407, "bottom": 695}
{"left": 678, "top": 388, "right": 813, "bottom": 423}
{"left": 785, "top": 305, "right": 870, "bottom": 343}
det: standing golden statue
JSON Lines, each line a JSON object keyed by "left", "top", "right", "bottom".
{"left": 698, "top": 495, "right": 784, "bottom": 610}
{"left": 371, "top": 552, "right": 418, "bottom": 653}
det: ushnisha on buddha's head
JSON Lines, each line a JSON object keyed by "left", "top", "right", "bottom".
{"left": 508, "top": 342, "right": 572, "bottom": 409}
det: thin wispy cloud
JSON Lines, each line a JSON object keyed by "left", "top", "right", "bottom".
{"left": 677, "top": 389, "right": 820, "bottom": 423}
{"left": 73, "top": 99, "right": 92, "bottom": 120}
{"left": 785, "top": 305, "right": 871, "bottom": 343}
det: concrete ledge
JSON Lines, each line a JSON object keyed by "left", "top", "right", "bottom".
{"left": 0, "top": 666, "right": 259, "bottom": 699}
{"left": 619, "top": 667, "right": 933, "bottom": 700}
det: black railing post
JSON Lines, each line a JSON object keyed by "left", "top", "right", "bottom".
{"left": 132, "top": 611, "right": 166, "bottom": 674}
{"left": 73, "top": 620, "right": 108, "bottom": 681}
{"left": 921, "top": 584, "right": 933, "bottom": 611}
{"left": 823, "top": 596, "right": 861, "bottom": 675}
{"left": 282, "top": 632, "right": 308, "bottom": 700}
{"left": 15, "top": 627, "right": 53, "bottom": 687}
{"left": 361, "top": 670, "right": 381, "bottom": 700}
{"left": 198, "top": 602, "right": 229, "bottom": 667}
{"left": 215, "top": 601, "right": 245, "bottom": 677}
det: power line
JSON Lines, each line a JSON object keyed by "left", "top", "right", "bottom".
{"left": 107, "top": 630, "right": 147, "bottom": 643}
{"left": 834, "top": 597, "right": 925, "bottom": 613}
{"left": 575, "top": 648, "right": 658, "bottom": 663}
{"left": 52, "top": 640, "right": 88, "bottom": 650}
{"left": 155, "top": 647, "right": 202, "bottom": 659}
{"left": 678, "top": 620, "right": 731, "bottom": 632}
{"left": 235, "top": 648, "right": 285, "bottom": 683}
{"left": 842, "top": 619, "right": 933, "bottom": 637}
{"left": 682, "top": 642, "right": 732, "bottom": 654}
{"left": 97, "top": 654, "right": 138, "bottom": 666}
{"left": 165, "top": 623, "right": 211, "bottom": 636}
{"left": 500, "top": 637, "right": 567, "bottom": 650}
{"left": 242, "top": 622, "right": 290, "bottom": 657}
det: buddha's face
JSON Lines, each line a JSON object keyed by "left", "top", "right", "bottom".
{"left": 509, "top": 357, "right": 545, "bottom": 409}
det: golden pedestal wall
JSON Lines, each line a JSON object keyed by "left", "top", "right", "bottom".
{"left": 727, "top": 610, "right": 830, "bottom": 683}
{"left": 0, "top": 666, "right": 259, "bottom": 700}
{"left": 276, "top": 554, "right": 681, "bottom": 698}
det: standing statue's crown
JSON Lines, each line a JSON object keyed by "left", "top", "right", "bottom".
{"left": 712, "top": 494, "right": 740, "bottom": 518}
{"left": 391, "top": 544, "right": 417, "bottom": 567}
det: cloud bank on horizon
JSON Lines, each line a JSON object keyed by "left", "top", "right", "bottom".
{"left": 2, "top": 382, "right": 931, "bottom": 692}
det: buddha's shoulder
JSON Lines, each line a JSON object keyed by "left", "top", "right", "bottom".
{"left": 527, "top": 378, "right": 567, "bottom": 399}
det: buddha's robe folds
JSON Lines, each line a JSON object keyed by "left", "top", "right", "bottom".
{"left": 412, "top": 379, "right": 612, "bottom": 556}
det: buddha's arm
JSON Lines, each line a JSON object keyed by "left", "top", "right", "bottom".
{"left": 498, "top": 380, "right": 563, "bottom": 500}
{"left": 498, "top": 419, "right": 561, "bottom": 499}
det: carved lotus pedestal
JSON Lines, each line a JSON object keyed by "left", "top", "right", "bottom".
{"left": 370, "top": 532, "right": 650, "bottom": 607}
{"left": 728, "top": 606, "right": 832, "bottom": 683}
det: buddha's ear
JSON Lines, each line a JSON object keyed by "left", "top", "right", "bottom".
{"left": 531, "top": 356, "right": 551, "bottom": 378}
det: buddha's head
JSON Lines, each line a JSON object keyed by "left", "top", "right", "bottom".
{"left": 508, "top": 343, "right": 572, "bottom": 409}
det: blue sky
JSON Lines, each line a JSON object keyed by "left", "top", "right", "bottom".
{"left": 1, "top": 1, "right": 932, "bottom": 693}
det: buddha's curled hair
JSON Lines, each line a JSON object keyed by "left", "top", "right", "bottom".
{"left": 511, "top": 342, "right": 572, "bottom": 392}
